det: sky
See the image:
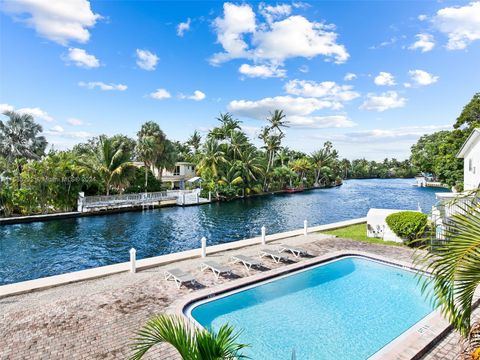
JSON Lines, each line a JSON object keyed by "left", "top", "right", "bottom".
{"left": 0, "top": 0, "right": 479, "bottom": 160}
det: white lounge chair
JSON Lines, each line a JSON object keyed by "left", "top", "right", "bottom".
{"left": 230, "top": 254, "right": 262, "bottom": 272}
{"left": 164, "top": 268, "right": 195, "bottom": 289}
{"left": 259, "top": 249, "right": 289, "bottom": 263}
{"left": 278, "top": 244, "right": 309, "bottom": 258}
{"left": 200, "top": 261, "right": 232, "bottom": 279}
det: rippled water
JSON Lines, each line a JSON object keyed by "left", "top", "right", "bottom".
{"left": 0, "top": 178, "right": 448, "bottom": 285}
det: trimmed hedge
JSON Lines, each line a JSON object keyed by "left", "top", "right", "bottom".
{"left": 385, "top": 211, "right": 428, "bottom": 242}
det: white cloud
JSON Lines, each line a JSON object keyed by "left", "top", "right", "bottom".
{"left": 17, "top": 107, "right": 54, "bottom": 122}
{"left": 341, "top": 125, "right": 451, "bottom": 142}
{"left": 50, "top": 125, "right": 64, "bottom": 133}
{"left": 360, "top": 91, "right": 406, "bottom": 112}
{"left": 344, "top": 72, "right": 357, "bottom": 81}
{"left": 287, "top": 115, "right": 355, "bottom": 128}
{"left": 149, "top": 88, "right": 171, "bottom": 100}
{"left": 210, "top": 3, "right": 349, "bottom": 65}
{"left": 408, "top": 69, "right": 439, "bottom": 86}
{"left": 284, "top": 79, "right": 360, "bottom": 104}
{"left": 177, "top": 18, "right": 191, "bottom": 37}
{"left": 253, "top": 15, "right": 349, "bottom": 64}
{"left": 433, "top": 1, "right": 480, "bottom": 50}
{"left": 64, "top": 48, "right": 100, "bottom": 68}
{"left": 0, "top": 103, "right": 14, "bottom": 113}
{"left": 78, "top": 81, "right": 127, "bottom": 91}
{"left": 418, "top": 14, "right": 428, "bottom": 21}
{"left": 179, "top": 90, "right": 206, "bottom": 101}
{"left": 374, "top": 72, "right": 396, "bottom": 86}
{"left": 409, "top": 33, "right": 435, "bottom": 52}
{"left": 258, "top": 3, "right": 292, "bottom": 23}
{"left": 0, "top": 104, "right": 53, "bottom": 122}
{"left": 1, "top": 0, "right": 100, "bottom": 45}
{"left": 136, "top": 49, "right": 159, "bottom": 71}
{"left": 298, "top": 65, "right": 309, "bottom": 73}
{"left": 67, "top": 118, "right": 84, "bottom": 126}
{"left": 239, "top": 63, "right": 286, "bottom": 78}
{"left": 228, "top": 95, "right": 355, "bottom": 128}
{"left": 211, "top": 3, "right": 256, "bottom": 65}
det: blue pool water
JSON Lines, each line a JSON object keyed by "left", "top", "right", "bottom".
{"left": 0, "top": 178, "right": 448, "bottom": 285}
{"left": 189, "top": 257, "right": 434, "bottom": 360}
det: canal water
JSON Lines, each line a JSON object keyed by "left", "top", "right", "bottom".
{"left": 0, "top": 178, "right": 448, "bottom": 285}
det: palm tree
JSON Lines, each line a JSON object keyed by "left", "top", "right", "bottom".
{"left": 311, "top": 142, "right": 338, "bottom": 186}
{"left": 267, "top": 110, "right": 289, "bottom": 135}
{"left": 137, "top": 121, "right": 177, "bottom": 183}
{"left": 86, "top": 135, "right": 135, "bottom": 195}
{"left": 187, "top": 130, "right": 202, "bottom": 153}
{"left": 290, "top": 158, "right": 312, "bottom": 183}
{"left": 228, "top": 130, "right": 248, "bottom": 161}
{"left": 416, "top": 194, "right": 480, "bottom": 339}
{"left": 130, "top": 314, "right": 248, "bottom": 360}
{"left": 197, "top": 139, "right": 226, "bottom": 178}
{"left": 0, "top": 111, "right": 47, "bottom": 186}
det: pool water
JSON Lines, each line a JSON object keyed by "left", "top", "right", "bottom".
{"left": 189, "top": 257, "right": 434, "bottom": 360}
{"left": 0, "top": 178, "right": 448, "bottom": 285}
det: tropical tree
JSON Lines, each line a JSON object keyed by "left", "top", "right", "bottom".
{"left": 290, "top": 158, "right": 312, "bottom": 183}
{"left": 267, "top": 109, "right": 289, "bottom": 135}
{"left": 85, "top": 135, "right": 135, "bottom": 195}
{"left": 130, "top": 314, "right": 248, "bottom": 360}
{"left": 187, "top": 130, "right": 202, "bottom": 154}
{"left": 416, "top": 195, "right": 480, "bottom": 338}
{"left": 311, "top": 142, "right": 338, "bottom": 186}
{"left": 197, "top": 139, "right": 226, "bottom": 178}
{"left": 0, "top": 111, "right": 47, "bottom": 185}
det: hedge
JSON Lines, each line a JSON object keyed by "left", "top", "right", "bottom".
{"left": 385, "top": 211, "right": 428, "bottom": 242}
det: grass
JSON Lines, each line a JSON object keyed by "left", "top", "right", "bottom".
{"left": 321, "top": 223, "right": 404, "bottom": 246}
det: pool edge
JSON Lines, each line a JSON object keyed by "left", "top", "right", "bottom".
{"left": 175, "top": 250, "right": 452, "bottom": 360}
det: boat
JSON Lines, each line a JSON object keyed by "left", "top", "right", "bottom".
{"left": 285, "top": 185, "right": 304, "bottom": 193}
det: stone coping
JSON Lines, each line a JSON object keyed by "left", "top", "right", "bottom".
{"left": 0, "top": 217, "right": 366, "bottom": 299}
{"left": 177, "top": 250, "right": 449, "bottom": 360}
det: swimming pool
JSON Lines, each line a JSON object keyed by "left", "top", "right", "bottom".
{"left": 188, "top": 256, "right": 434, "bottom": 359}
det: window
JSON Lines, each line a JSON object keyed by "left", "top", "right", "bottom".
{"left": 173, "top": 166, "right": 180, "bottom": 176}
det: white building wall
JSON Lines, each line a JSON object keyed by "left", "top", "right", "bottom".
{"left": 464, "top": 139, "right": 480, "bottom": 191}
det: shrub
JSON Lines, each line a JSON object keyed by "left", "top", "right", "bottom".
{"left": 385, "top": 211, "right": 428, "bottom": 242}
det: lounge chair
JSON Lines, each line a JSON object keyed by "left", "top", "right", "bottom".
{"left": 278, "top": 244, "right": 309, "bottom": 258}
{"left": 164, "top": 268, "right": 195, "bottom": 289}
{"left": 259, "top": 249, "right": 289, "bottom": 263}
{"left": 230, "top": 254, "right": 262, "bottom": 272}
{"left": 200, "top": 261, "right": 232, "bottom": 279}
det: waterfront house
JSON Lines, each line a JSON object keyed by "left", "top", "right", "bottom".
{"left": 162, "top": 162, "right": 196, "bottom": 189}
{"left": 457, "top": 128, "right": 480, "bottom": 191}
{"left": 434, "top": 128, "right": 480, "bottom": 236}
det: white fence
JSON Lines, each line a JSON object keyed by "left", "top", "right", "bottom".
{"left": 77, "top": 189, "right": 210, "bottom": 212}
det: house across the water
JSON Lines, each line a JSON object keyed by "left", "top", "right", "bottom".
{"left": 162, "top": 162, "right": 196, "bottom": 189}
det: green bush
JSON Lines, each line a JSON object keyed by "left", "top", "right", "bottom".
{"left": 385, "top": 211, "right": 428, "bottom": 242}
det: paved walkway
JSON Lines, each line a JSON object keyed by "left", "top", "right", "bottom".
{"left": 0, "top": 234, "right": 465, "bottom": 359}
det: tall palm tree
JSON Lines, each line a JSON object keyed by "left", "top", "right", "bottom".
{"left": 187, "top": 130, "right": 202, "bottom": 153}
{"left": 137, "top": 121, "right": 177, "bottom": 183}
{"left": 136, "top": 136, "right": 156, "bottom": 191}
{"left": 0, "top": 111, "right": 47, "bottom": 186}
{"left": 130, "top": 314, "right": 248, "bottom": 360}
{"left": 311, "top": 142, "right": 338, "bottom": 186}
{"left": 197, "top": 139, "right": 226, "bottom": 178}
{"left": 228, "top": 130, "right": 248, "bottom": 161}
{"left": 267, "top": 110, "right": 289, "bottom": 135}
{"left": 86, "top": 135, "right": 135, "bottom": 195}
{"left": 290, "top": 158, "right": 312, "bottom": 183}
{"left": 416, "top": 194, "right": 480, "bottom": 338}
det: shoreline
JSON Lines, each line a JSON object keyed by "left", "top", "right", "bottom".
{"left": 0, "top": 217, "right": 366, "bottom": 298}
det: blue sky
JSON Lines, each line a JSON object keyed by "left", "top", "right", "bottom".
{"left": 1, "top": 0, "right": 479, "bottom": 160}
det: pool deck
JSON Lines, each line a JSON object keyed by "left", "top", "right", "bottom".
{"left": 0, "top": 232, "right": 468, "bottom": 359}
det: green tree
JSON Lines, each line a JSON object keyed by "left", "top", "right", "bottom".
{"left": 85, "top": 135, "right": 135, "bottom": 195}
{"left": 0, "top": 111, "right": 47, "bottom": 186}
{"left": 197, "top": 139, "right": 226, "bottom": 178}
{"left": 130, "top": 314, "right": 248, "bottom": 360}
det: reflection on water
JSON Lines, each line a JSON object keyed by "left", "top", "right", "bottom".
{"left": 0, "top": 178, "right": 448, "bottom": 284}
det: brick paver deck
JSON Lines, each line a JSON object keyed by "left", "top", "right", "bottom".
{"left": 0, "top": 235, "right": 465, "bottom": 359}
